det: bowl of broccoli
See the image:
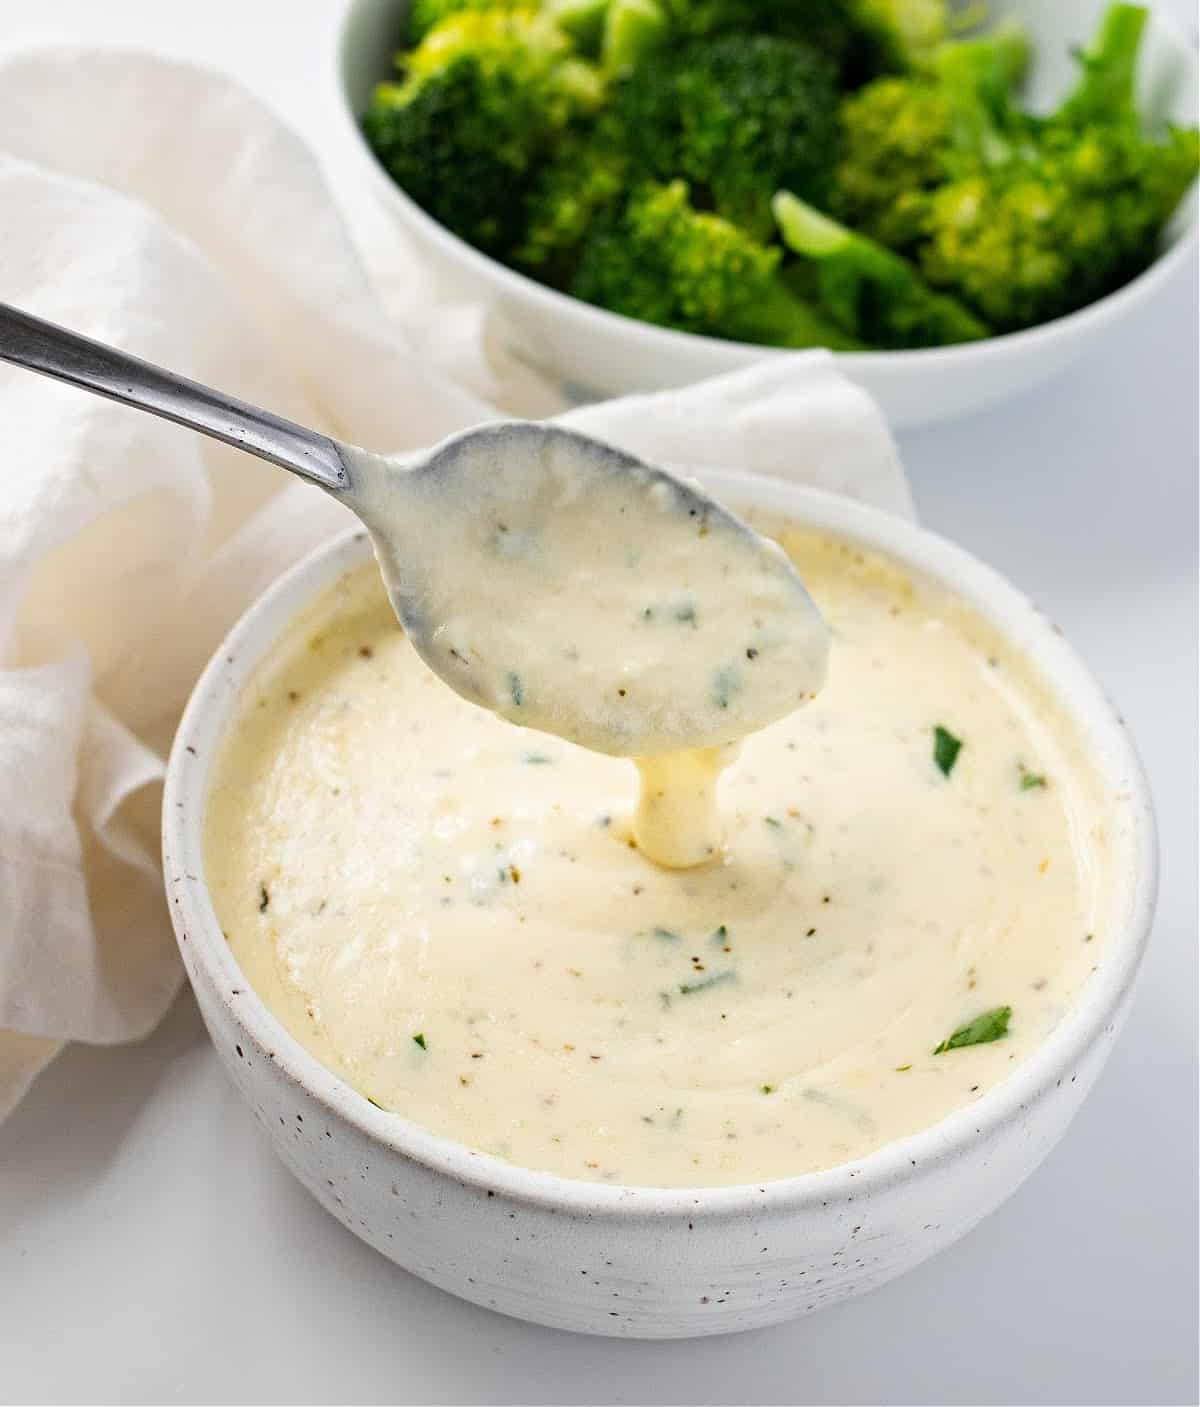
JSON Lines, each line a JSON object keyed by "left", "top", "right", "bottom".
{"left": 337, "top": 0, "right": 1199, "bottom": 426}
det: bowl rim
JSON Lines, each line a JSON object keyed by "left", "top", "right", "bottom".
{"left": 163, "top": 472, "right": 1158, "bottom": 1218}
{"left": 330, "top": 0, "right": 1200, "bottom": 378}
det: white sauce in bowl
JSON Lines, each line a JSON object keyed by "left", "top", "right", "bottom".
{"left": 205, "top": 524, "right": 1118, "bottom": 1188}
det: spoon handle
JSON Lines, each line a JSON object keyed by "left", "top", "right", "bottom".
{"left": 0, "top": 301, "right": 351, "bottom": 493}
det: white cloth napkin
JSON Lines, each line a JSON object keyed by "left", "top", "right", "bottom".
{"left": 0, "top": 47, "right": 913, "bottom": 1122}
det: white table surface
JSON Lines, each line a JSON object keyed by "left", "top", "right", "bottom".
{"left": 1, "top": 3, "right": 1196, "bottom": 1403}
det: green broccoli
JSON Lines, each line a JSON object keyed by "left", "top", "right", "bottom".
{"left": 1053, "top": 0, "right": 1145, "bottom": 127}
{"left": 601, "top": 0, "right": 669, "bottom": 72}
{"left": 852, "top": 0, "right": 987, "bottom": 72}
{"left": 916, "top": 4, "right": 1200, "bottom": 330}
{"left": 371, "top": 0, "right": 1197, "bottom": 349}
{"left": 833, "top": 23, "right": 1031, "bottom": 249}
{"left": 773, "top": 190, "right": 989, "bottom": 346}
{"left": 363, "top": 8, "right": 604, "bottom": 255}
{"left": 658, "top": 0, "right": 979, "bottom": 82}
{"left": 608, "top": 34, "right": 842, "bottom": 239}
{"left": 571, "top": 180, "right": 863, "bottom": 347}
{"left": 408, "top": 0, "right": 515, "bottom": 44}
{"left": 514, "top": 127, "right": 630, "bottom": 281}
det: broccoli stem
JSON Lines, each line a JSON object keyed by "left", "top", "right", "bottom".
{"left": 1057, "top": 2, "right": 1147, "bottom": 125}
{"left": 774, "top": 199, "right": 850, "bottom": 263}
{"left": 932, "top": 22, "right": 1031, "bottom": 108}
{"left": 931, "top": 22, "right": 1031, "bottom": 165}
{"left": 772, "top": 189, "right": 989, "bottom": 347}
{"left": 741, "top": 281, "right": 867, "bottom": 352}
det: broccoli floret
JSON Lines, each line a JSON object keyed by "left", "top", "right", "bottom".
{"left": 400, "top": 7, "right": 603, "bottom": 109}
{"left": 773, "top": 190, "right": 988, "bottom": 346}
{"left": 852, "top": 0, "right": 986, "bottom": 72}
{"left": 363, "top": 8, "right": 604, "bottom": 256}
{"left": 514, "top": 128, "right": 630, "bottom": 281}
{"left": 608, "top": 34, "right": 841, "bottom": 239}
{"left": 571, "top": 180, "right": 863, "bottom": 347}
{"left": 546, "top": 0, "right": 611, "bottom": 52}
{"left": 916, "top": 4, "right": 1200, "bottom": 330}
{"left": 601, "top": 0, "right": 669, "bottom": 72}
{"left": 658, "top": 0, "right": 974, "bottom": 82}
{"left": 408, "top": 0, "right": 514, "bottom": 44}
{"left": 833, "top": 23, "right": 1030, "bottom": 248}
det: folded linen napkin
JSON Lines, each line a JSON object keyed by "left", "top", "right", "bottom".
{"left": 0, "top": 47, "right": 913, "bottom": 1122}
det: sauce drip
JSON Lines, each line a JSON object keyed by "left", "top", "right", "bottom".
{"left": 633, "top": 745, "right": 739, "bottom": 868}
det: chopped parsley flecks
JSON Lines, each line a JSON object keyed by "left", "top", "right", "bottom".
{"left": 933, "top": 725, "right": 963, "bottom": 777}
{"left": 674, "top": 602, "right": 698, "bottom": 626}
{"left": 258, "top": 883, "right": 270, "bottom": 913}
{"left": 764, "top": 816, "right": 783, "bottom": 829}
{"left": 653, "top": 927, "right": 681, "bottom": 942}
{"left": 760, "top": 1084, "right": 776, "bottom": 1095}
{"left": 366, "top": 1095, "right": 386, "bottom": 1109}
{"left": 1020, "top": 769, "right": 1047, "bottom": 790}
{"left": 895, "top": 1064, "right": 912, "bottom": 1072}
{"left": 412, "top": 1033, "right": 427, "bottom": 1050}
{"left": 675, "top": 969, "right": 736, "bottom": 996}
{"left": 932, "top": 1005, "right": 1012, "bottom": 1054}
{"left": 507, "top": 672, "right": 524, "bottom": 707}
{"left": 712, "top": 666, "right": 739, "bottom": 710}
{"left": 524, "top": 753, "right": 552, "bottom": 765}
{"left": 710, "top": 924, "right": 729, "bottom": 946}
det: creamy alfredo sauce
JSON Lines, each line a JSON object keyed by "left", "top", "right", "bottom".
{"left": 206, "top": 526, "right": 1122, "bottom": 1188}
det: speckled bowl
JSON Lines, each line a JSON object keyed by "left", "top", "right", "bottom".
{"left": 163, "top": 475, "right": 1157, "bottom": 1338}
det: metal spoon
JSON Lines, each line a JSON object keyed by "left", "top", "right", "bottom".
{"left": 0, "top": 301, "right": 829, "bottom": 755}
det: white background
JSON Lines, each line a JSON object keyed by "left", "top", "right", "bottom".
{"left": 0, "top": 2, "right": 1196, "bottom": 1403}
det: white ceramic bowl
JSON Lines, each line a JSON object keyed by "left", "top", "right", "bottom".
{"left": 164, "top": 475, "right": 1157, "bottom": 1338}
{"left": 332, "top": 0, "right": 1199, "bottom": 427}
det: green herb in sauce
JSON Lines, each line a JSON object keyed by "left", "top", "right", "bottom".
{"left": 676, "top": 970, "right": 736, "bottom": 996}
{"left": 932, "top": 1005, "right": 1012, "bottom": 1054}
{"left": 712, "top": 666, "right": 739, "bottom": 710}
{"left": 934, "top": 725, "right": 963, "bottom": 777}
{"left": 1020, "top": 769, "right": 1048, "bottom": 790}
{"left": 507, "top": 672, "right": 524, "bottom": 706}
{"left": 412, "top": 1033, "right": 427, "bottom": 1050}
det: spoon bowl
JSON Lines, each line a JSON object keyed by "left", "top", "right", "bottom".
{"left": 349, "top": 420, "right": 829, "bottom": 754}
